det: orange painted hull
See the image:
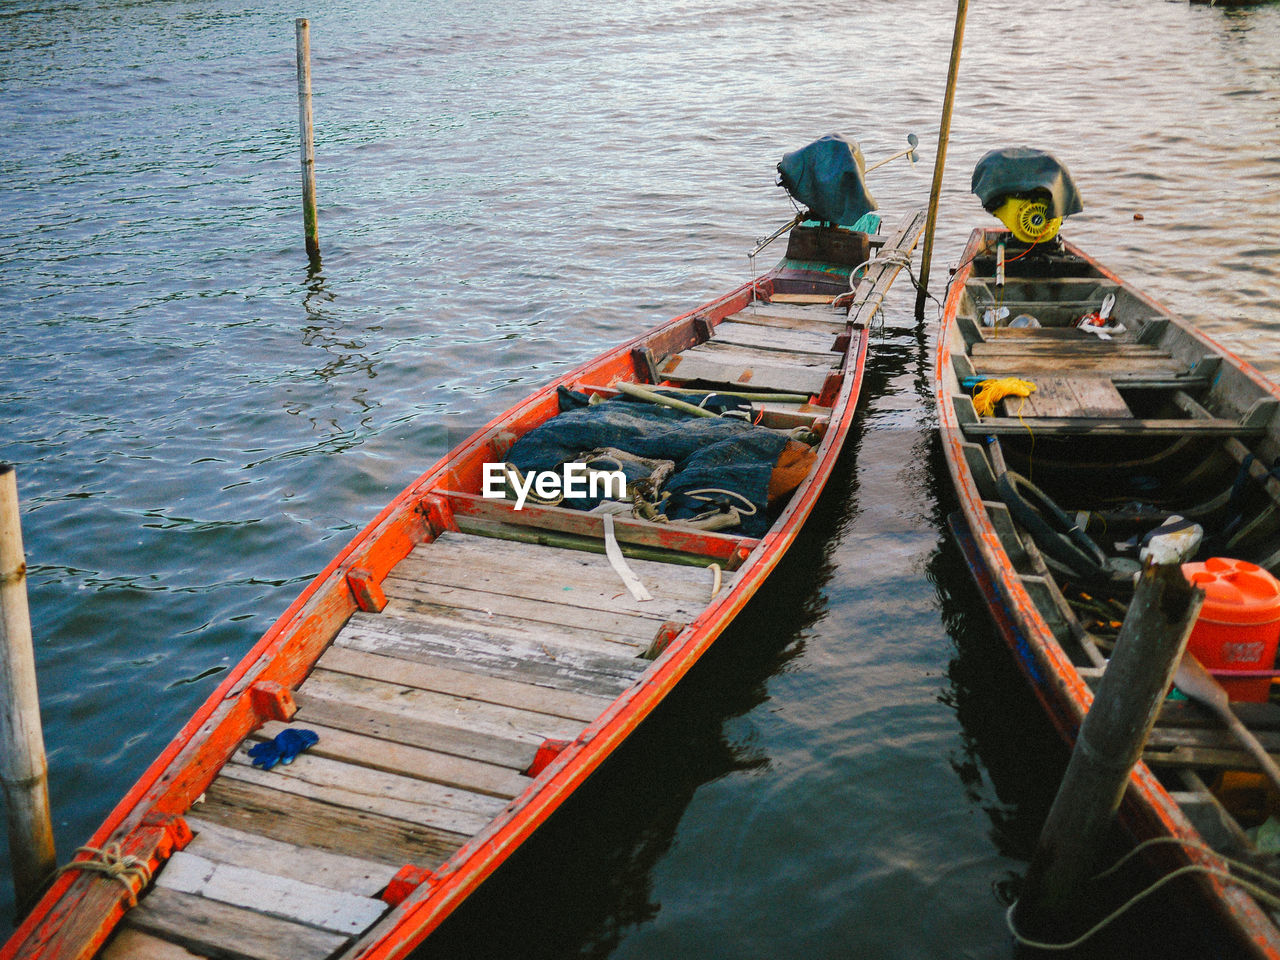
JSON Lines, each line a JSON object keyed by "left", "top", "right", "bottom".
{"left": 4, "top": 250, "right": 877, "bottom": 959}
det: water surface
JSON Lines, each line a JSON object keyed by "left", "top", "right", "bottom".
{"left": 1, "top": 0, "right": 1278, "bottom": 955}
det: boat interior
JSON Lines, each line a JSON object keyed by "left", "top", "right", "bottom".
{"left": 944, "top": 230, "right": 1280, "bottom": 891}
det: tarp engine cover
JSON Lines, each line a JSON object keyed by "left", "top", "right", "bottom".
{"left": 777, "top": 133, "right": 877, "bottom": 227}
{"left": 970, "top": 146, "right": 1084, "bottom": 220}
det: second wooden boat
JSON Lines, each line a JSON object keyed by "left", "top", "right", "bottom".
{"left": 2, "top": 136, "right": 924, "bottom": 960}
{"left": 938, "top": 148, "right": 1280, "bottom": 958}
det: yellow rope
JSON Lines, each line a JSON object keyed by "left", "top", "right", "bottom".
{"left": 56, "top": 843, "right": 153, "bottom": 907}
{"left": 971, "top": 377, "right": 1037, "bottom": 417}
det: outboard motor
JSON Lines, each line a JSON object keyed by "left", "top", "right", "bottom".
{"left": 775, "top": 134, "right": 879, "bottom": 267}
{"left": 777, "top": 133, "right": 877, "bottom": 227}
{"left": 971, "top": 147, "right": 1083, "bottom": 245}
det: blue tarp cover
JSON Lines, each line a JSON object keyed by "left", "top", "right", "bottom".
{"left": 777, "top": 133, "right": 877, "bottom": 227}
{"left": 504, "top": 391, "right": 789, "bottom": 537}
{"left": 971, "top": 147, "right": 1084, "bottom": 220}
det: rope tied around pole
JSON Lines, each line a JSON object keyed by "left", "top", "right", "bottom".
{"left": 57, "top": 843, "right": 153, "bottom": 907}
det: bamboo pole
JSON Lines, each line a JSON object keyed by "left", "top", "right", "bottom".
{"left": 914, "top": 0, "right": 969, "bottom": 321}
{"left": 0, "top": 464, "right": 56, "bottom": 911}
{"left": 1012, "top": 563, "right": 1203, "bottom": 937}
{"left": 296, "top": 18, "right": 320, "bottom": 263}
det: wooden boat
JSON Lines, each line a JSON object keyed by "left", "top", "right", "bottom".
{"left": 937, "top": 225, "right": 1280, "bottom": 957}
{"left": 1, "top": 184, "right": 924, "bottom": 956}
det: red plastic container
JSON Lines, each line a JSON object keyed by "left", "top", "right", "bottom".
{"left": 1182, "top": 557, "right": 1280, "bottom": 702}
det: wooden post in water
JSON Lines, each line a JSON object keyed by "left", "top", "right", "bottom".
{"left": 0, "top": 464, "right": 56, "bottom": 911}
{"left": 1013, "top": 563, "right": 1203, "bottom": 937}
{"left": 914, "top": 0, "right": 969, "bottom": 321}
{"left": 296, "top": 18, "right": 320, "bottom": 263}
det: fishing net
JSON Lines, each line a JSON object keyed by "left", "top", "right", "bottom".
{"left": 500, "top": 389, "right": 804, "bottom": 537}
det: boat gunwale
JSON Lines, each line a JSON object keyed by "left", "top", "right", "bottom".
{"left": 936, "top": 226, "right": 1280, "bottom": 958}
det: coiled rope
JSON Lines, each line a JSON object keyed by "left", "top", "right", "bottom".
{"left": 971, "top": 377, "right": 1037, "bottom": 417}
{"left": 56, "top": 844, "right": 153, "bottom": 907}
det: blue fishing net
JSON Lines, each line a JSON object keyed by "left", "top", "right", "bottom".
{"left": 503, "top": 390, "right": 789, "bottom": 537}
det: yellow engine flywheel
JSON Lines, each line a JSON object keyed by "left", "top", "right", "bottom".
{"left": 991, "top": 196, "right": 1061, "bottom": 244}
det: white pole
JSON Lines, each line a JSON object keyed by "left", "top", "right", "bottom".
{"left": 296, "top": 18, "right": 320, "bottom": 263}
{"left": 0, "top": 464, "right": 56, "bottom": 911}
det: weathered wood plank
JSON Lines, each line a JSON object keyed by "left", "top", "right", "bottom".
{"left": 255, "top": 719, "right": 530, "bottom": 799}
{"left": 223, "top": 745, "right": 504, "bottom": 830}
{"left": 337, "top": 610, "right": 644, "bottom": 695}
{"left": 768, "top": 293, "right": 837, "bottom": 305}
{"left": 436, "top": 491, "right": 755, "bottom": 568}
{"left": 101, "top": 929, "right": 207, "bottom": 960}
{"left": 847, "top": 207, "right": 926, "bottom": 329}
{"left": 294, "top": 688, "right": 538, "bottom": 771}
{"left": 712, "top": 321, "right": 838, "bottom": 355}
{"left": 125, "top": 887, "right": 349, "bottom": 960}
{"left": 155, "top": 851, "right": 387, "bottom": 936}
{"left": 962, "top": 417, "right": 1262, "bottom": 438}
{"left": 198, "top": 778, "right": 466, "bottom": 868}
{"left": 1007, "top": 376, "right": 1133, "bottom": 419}
{"left": 422, "top": 531, "right": 727, "bottom": 598}
{"left": 971, "top": 354, "right": 1185, "bottom": 375}
{"left": 657, "top": 352, "right": 830, "bottom": 394}
{"left": 300, "top": 669, "right": 581, "bottom": 745}
{"left": 724, "top": 307, "right": 847, "bottom": 332}
{"left": 390, "top": 551, "right": 708, "bottom": 624}
{"left": 183, "top": 817, "right": 399, "bottom": 897}
{"left": 689, "top": 340, "right": 838, "bottom": 369}
{"left": 383, "top": 576, "right": 664, "bottom": 640}
{"left": 972, "top": 340, "right": 1167, "bottom": 356}
{"left": 318, "top": 645, "right": 611, "bottom": 723}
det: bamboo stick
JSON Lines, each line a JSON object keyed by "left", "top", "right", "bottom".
{"left": 296, "top": 18, "right": 320, "bottom": 263}
{"left": 0, "top": 464, "right": 56, "bottom": 911}
{"left": 914, "top": 0, "right": 969, "bottom": 320}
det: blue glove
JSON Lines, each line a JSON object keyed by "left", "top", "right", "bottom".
{"left": 248, "top": 728, "right": 319, "bottom": 770}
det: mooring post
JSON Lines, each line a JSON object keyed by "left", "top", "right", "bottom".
{"left": 296, "top": 18, "right": 320, "bottom": 263}
{"left": 0, "top": 464, "right": 56, "bottom": 912}
{"left": 1012, "top": 562, "right": 1203, "bottom": 936}
{"left": 915, "top": 0, "right": 969, "bottom": 321}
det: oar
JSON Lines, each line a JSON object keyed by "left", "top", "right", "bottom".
{"left": 1174, "top": 651, "right": 1280, "bottom": 794}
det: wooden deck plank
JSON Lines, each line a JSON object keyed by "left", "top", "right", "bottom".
{"left": 1007, "top": 376, "right": 1133, "bottom": 419}
{"left": 657, "top": 352, "right": 830, "bottom": 394}
{"left": 198, "top": 779, "right": 466, "bottom": 868}
{"left": 254, "top": 720, "right": 530, "bottom": 799}
{"left": 971, "top": 340, "right": 1166, "bottom": 356}
{"left": 421, "top": 532, "right": 727, "bottom": 599}
{"left": 182, "top": 817, "right": 400, "bottom": 897}
{"left": 155, "top": 851, "right": 387, "bottom": 936}
{"left": 724, "top": 307, "right": 847, "bottom": 332}
{"left": 390, "top": 552, "right": 709, "bottom": 624}
{"left": 124, "top": 887, "right": 349, "bottom": 960}
{"left": 690, "top": 340, "right": 838, "bottom": 369}
{"left": 962, "top": 417, "right": 1261, "bottom": 438}
{"left": 713, "top": 321, "right": 838, "bottom": 355}
{"left": 294, "top": 689, "right": 539, "bottom": 771}
{"left": 382, "top": 577, "right": 664, "bottom": 640}
{"left": 224, "top": 746, "right": 505, "bottom": 829}
{"left": 337, "top": 610, "right": 644, "bottom": 695}
{"left": 971, "top": 355, "right": 1186, "bottom": 376}
{"left": 846, "top": 208, "right": 926, "bottom": 329}
{"left": 317, "top": 645, "right": 612, "bottom": 723}
{"left": 299, "top": 670, "right": 581, "bottom": 745}
{"left": 101, "top": 929, "right": 207, "bottom": 960}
